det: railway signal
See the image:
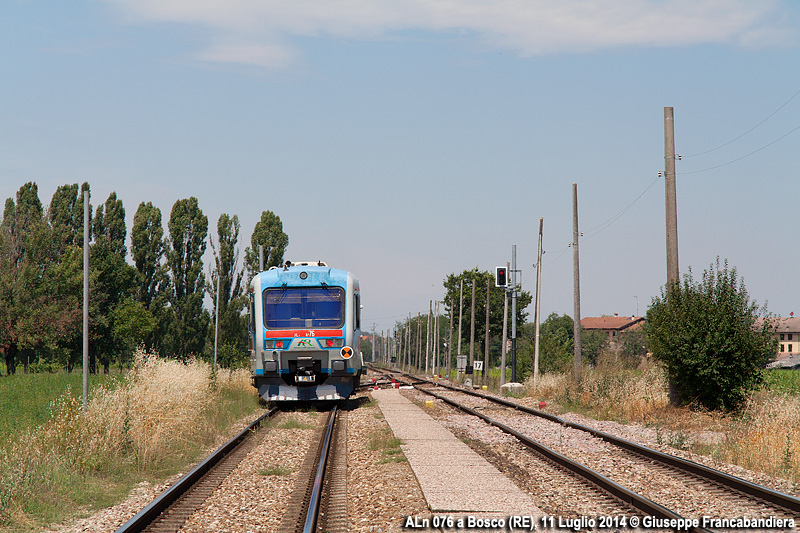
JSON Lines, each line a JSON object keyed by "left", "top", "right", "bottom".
{"left": 495, "top": 266, "right": 507, "bottom": 287}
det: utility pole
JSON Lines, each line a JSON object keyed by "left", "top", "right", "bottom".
{"left": 665, "top": 106, "right": 679, "bottom": 287}
{"left": 214, "top": 255, "right": 220, "bottom": 374}
{"left": 572, "top": 183, "right": 582, "bottom": 379}
{"left": 447, "top": 298, "right": 453, "bottom": 378}
{"left": 533, "top": 217, "right": 543, "bottom": 383}
{"left": 426, "top": 301, "right": 432, "bottom": 373}
{"left": 457, "top": 279, "right": 464, "bottom": 357}
{"left": 82, "top": 190, "right": 89, "bottom": 413}
{"left": 259, "top": 244, "right": 264, "bottom": 272}
{"left": 501, "top": 268, "right": 509, "bottom": 385}
{"left": 469, "top": 279, "right": 476, "bottom": 367}
{"left": 484, "top": 278, "right": 490, "bottom": 388}
{"left": 418, "top": 313, "right": 422, "bottom": 370}
{"left": 665, "top": 106, "right": 680, "bottom": 406}
{"left": 434, "top": 301, "right": 440, "bottom": 375}
{"left": 511, "top": 244, "right": 517, "bottom": 383}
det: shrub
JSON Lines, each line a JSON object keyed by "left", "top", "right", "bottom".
{"left": 646, "top": 259, "right": 776, "bottom": 411}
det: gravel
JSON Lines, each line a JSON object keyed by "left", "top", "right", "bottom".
{"left": 44, "top": 380, "right": 800, "bottom": 533}
{"left": 44, "top": 394, "right": 429, "bottom": 533}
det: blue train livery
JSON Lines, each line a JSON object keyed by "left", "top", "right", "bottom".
{"left": 249, "top": 261, "right": 363, "bottom": 401}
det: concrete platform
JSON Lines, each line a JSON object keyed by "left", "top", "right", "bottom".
{"left": 372, "top": 388, "right": 544, "bottom": 523}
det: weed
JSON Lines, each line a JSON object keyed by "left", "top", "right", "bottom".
{"left": 260, "top": 466, "right": 294, "bottom": 476}
{"left": 279, "top": 418, "right": 315, "bottom": 430}
{"left": 367, "top": 429, "right": 406, "bottom": 464}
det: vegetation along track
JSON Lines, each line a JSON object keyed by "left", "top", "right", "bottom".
{"left": 115, "top": 407, "right": 278, "bottom": 533}
{"left": 390, "top": 368, "right": 800, "bottom": 530}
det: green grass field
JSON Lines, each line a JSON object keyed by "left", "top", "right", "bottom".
{"left": 0, "top": 354, "right": 260, "bottom": 532}
{"left": 0, "top": 371, "right": 122, "bottom": 449}
{"left": 761, "top": 368, "right": 800, "bottom": 395}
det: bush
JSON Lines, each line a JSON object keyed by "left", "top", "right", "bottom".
{"left": 646, "top": 259, "right": 776, "bottom": 411}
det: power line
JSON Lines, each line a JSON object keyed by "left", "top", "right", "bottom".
{"left": 684, "top": 87, "right": 800, "bottom": 158}
{"left": 680, "top": 122, "right": 800, "bottom": 175}
{"left": 583, "top": 175, "right": 662, "bottom": 240}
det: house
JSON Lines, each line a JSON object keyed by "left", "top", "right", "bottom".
{"left": 580, "top": 314, "right": 645, "bottom": 340}
{"left": 756, "top": 317, "right": 800, "bottom": 363}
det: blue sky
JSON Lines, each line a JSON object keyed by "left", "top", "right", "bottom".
{"left": 2, "top": 0, "right": 799, "bottom": 334}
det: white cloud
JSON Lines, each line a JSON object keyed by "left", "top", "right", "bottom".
{"left": 101, "top": 0, "right": 798, "bottom": 66}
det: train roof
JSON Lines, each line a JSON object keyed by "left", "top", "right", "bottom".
{"left": 253, "top": 262, "right": 356, "bottom": 289}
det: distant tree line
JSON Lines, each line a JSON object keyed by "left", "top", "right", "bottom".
{"left": 0, "top": 182, "right": 288, "bottom": 375}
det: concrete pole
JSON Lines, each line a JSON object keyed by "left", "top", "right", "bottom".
{"left": 665, "top": 107, "right": 679, "bottom": 286}
{"left": 426, "top": 301, "right": 432, "bottom": 373}
{"left": 572, "top": 183, "right": 582, "bottom": 379}
{"left": 511, "top": 244, "right": 517, "bottom": 382}
{"left": 484, "top": 278, "right": 490, "bottom": 388}
{"left": 665, "top": 107, "right": 680, "bottom": 406}
{"left": 457, "top": 279, "right": 464, "bottom": 357}
{"left": 259, "top": 244, "right": 264, "bottom": 272}
{"left": 213, "top": 259, "right": 220, "bottom": 373}
{"left": 533, "top": 217, "right": 543, "bottom": 384}
{"left": 447, "top": 299, "right": 453, "bottom": 379}
{"left": 469, "top": 280, "right": 476, "bottom": 367}
{"left": 82, "top": 190, "right": 89, "bottom": 413}
{"left": 501, "top": 286, "right": 508, "bottom": 385}
{"left": 435, "top": 301, "right": 440, "bottom": 375}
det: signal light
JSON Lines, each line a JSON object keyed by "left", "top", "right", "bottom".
{"left": 495, "top": 266, "right": 507, "bottom": 287}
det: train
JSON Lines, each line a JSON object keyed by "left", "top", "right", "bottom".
{"left": 249, "top": 261, "right": 363, "bottom": 401}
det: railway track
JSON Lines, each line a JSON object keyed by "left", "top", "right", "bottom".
{"left": 276, "top": 405, "right": 347, "bottom": 533}
{"left": 381, "top": 367, "right": 800, "bottom": 531}
{"left": 114, "top": 404, "right": 349, "bottom": 533}
{"left": 114, "top": 408, "right": 278, "bottom": 533}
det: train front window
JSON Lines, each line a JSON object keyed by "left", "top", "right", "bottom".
{"left": 263, "top": 287, "right": 345, "bottom": 329}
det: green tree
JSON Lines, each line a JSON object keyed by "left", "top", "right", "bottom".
{"left": 244, "top": 210, "right": 288, "bottom": 279}
{"left": 581, "top": 329, "right": 610, "bottom": 366}
{"left": 617, "top": 328, "right": 648, "bottom": 359}
{"left": 646, "top": 259, "right": 776, "bottom": 411}
{"left": 131, "top": 201, "right": 169, "bottom": 350}
{"left": 442, "top": 268, "right": 532, "bottom": 370}
{"left": 209, "top": 213, "right": 247, "bottom": 365}
{"left": 530, "top": 313, "right": 575, "bottom": 373}
{"left": 111, "top": 298, "right": 156, "bottom": 368}
{"left": 0, "top": 183, "right": 82, "bottom": 374}
{"left": 90, "top": 192, "right": 137, "bottom": 373}
{"left": 166, "top": 197, "right": 209, "bottom": 358}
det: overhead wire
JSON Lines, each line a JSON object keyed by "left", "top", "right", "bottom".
{"left": 680, "top": 122, "right": 800, "bottom": 175}
{"left": 683, "top": 87, "right": 800, "bottom": 158}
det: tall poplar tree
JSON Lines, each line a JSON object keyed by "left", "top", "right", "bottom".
{"left": 131, "top": 201, "right": 168, "bottom": 350}
{"left": 90, "top": 192, "right": 136, "bottom": 373}
{"left": 166, "top": 197, "right": 209, "bottom": 358}
{"left": 210, "top": 214, "right": 246, "bottom": 345}
{"left": 244, "top": 210, "right": 288, "bottom": 280}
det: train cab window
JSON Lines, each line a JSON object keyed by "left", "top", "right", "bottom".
{"left": 263, "top": 287, "right": 344, "bottom": 329}
{"left": 354, "top": 294, "right": 361, "bottom": 330}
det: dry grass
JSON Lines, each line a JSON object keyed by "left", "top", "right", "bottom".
{"left": 522, "top": 353, "right": 800, "bottom": 484}
{"left": 524, "top": 353, "right": 669, "bottom": 423}
{"left": 0, "top": 348, "right": 258, "bottom": 530}
{"left": 717, "top": 390, "right": 800, "bottom": 482}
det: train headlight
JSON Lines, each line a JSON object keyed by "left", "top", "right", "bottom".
{"left": 324, "top": 339, "right": 344, "bottom": 348}
{"left": 264, "top": 340, "right": 285, "bottom": 349}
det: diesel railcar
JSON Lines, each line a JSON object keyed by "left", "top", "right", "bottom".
{"left": 249, "top": 261, "right": 363, "bottom": 401}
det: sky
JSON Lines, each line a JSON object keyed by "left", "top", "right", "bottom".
{"left": 2, "top": 0, "right": 799, "bottom": 334}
